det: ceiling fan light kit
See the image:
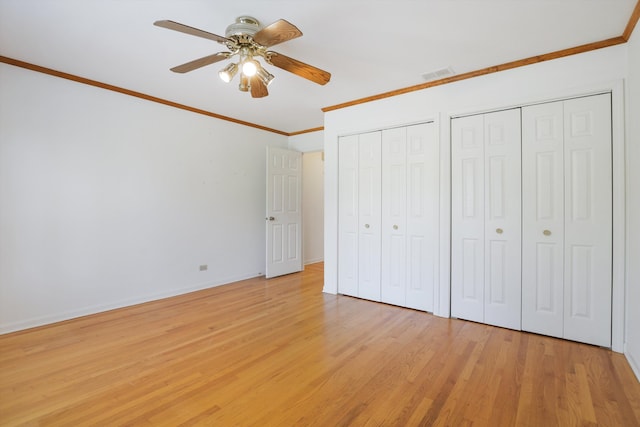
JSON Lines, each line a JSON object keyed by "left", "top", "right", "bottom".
{"left": 154, "top": 15, "right": 331, "bottom": 98}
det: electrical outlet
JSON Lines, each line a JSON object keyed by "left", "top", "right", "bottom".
{"left": 199, "top": 265, "right": 208, "bottom": 271}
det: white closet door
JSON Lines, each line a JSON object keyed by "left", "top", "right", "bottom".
{"left": 405, "top": 123, "right": 438, "bottom": 311}
{"left": 452, "top": 110, "right": 520, "bottom": 327}
{"left": 483, "top": 109, "right": 522, "bottom": 330}
{"left": 563, "top": 94, "right": 612, "bottom": 347}
{"left": 522, "top": 94, "right": 612, "bottom": 347}
{"left": 358, "top": 132, "right": 382, "bottom": 301}
{"left": 451, "top": 114, "right": 485, "bottom": 323}
{"left": 381, "top": 127, "right": 407, "bottom": 307}
{"left": 522, "top": 102, "right": 565, "bottom": 338}
{"left": 338, "top": 135, "right": 360, "bottom": 297}
{"left": 381, "top": 123, "right": 438, "bottom": 311}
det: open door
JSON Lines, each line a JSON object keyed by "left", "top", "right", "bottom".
{"left": 266, "top": 147, "right": 303, "bottom": 278}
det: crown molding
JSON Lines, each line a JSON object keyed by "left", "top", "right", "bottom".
{"left": 0, "top": 55, "right": 289, "bottom": 136}
{"left": 322, "top": 0, "right": 639, "bottom": 113}
{"left": 288, "top": 127, "right": 324, "bottom": 136}
{"left": 322, "top": 36, "right": 627, "bottom": 113}
{"left": 623, "top": 0, "right": 640, "bottom": 41}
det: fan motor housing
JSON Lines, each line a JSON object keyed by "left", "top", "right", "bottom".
{"left": 225, "top": 16, "right": 260, "bottom": 38}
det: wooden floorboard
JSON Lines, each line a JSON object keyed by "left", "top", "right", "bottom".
{"left": 1, "top": 262, "right": 639, "bottom": 426}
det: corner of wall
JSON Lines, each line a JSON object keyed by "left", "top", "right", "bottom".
{"left": 624, "top": 21, "right": 640, "bottom": 381}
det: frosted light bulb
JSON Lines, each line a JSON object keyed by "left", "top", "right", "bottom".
{"left": 242, "top": 60, "right": 258, "bottom": 77}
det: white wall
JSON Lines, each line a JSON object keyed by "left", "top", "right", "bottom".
{"left": 625, "top": 28, "right": 640, "bottom": 380}
{"left": 324, "top": 45, "right": 628, "bottom": 326}
{"left": 0, "top": 63, "right": 288, "bottom": 333}
{"left": 302, "top": 152, "right": 324, "bottom": 264}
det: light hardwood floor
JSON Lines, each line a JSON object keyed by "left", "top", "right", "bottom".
{"left": 1, "top": 263, "right": 639, "bottom": 426}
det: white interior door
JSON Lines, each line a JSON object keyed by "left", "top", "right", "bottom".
{"left": 562, "top": 94, "right": 612, "bottom": 347}
{"left": 381, "top": 127, "right": 407, "bottom": 307}
{"left": 405, "top": 123, "right": 438, "bottom": 311}
{"left": 451, "top": 114, "right": 485, "bottom": 323}
{"left": 483, "top": 109, "right": 522, "bottom": 330}
{"left": 522, "top": 94, "right": 612, "bottom": 347}
{"left": 266, "top": 146, "right": 302, "bottom": 279}
{"left": 357, "top": 132, "right": 382, "bottom": 301}
{"left": 522, "top": 101, "right": 565, "bottom": 338}
{"left": 338, "top": 135, "right": 360, "bottom": 296}
{"left": 452, "top": 110, "right": 521, "bottom": 328}
{"left": 342, "top": 124, "right": 437, "bottom": 311}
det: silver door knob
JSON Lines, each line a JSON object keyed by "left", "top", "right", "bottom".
{"left": 266, "top": 216, "right": 275, "bottom": 221}
{"left": 543, "top": 229, "right": 551, "bottom": 236}
{"left": 496, "top": 228, "right": 503, "bottom": 234}
{"left": 393, "top": 225, "right": 398, "bottom": 230}
{"left": 364, "top": 224, "right": 370, "bottom": 229}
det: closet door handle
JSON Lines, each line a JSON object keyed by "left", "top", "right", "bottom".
{"left": 364, "top": 224, "right": 370, "bottom": 229}
{"left": 543, "top": 229, "right": 551, "bottom": 236}
{"left": 393, "top": 225, "right": 398, "bottom": 230}
{"left": 496, "top": 228, "right": 503, "bottom": 234}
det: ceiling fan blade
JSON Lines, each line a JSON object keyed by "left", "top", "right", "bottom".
{"left": 170, "top": 52, "right": 229, "bottom": 73}
{"left": 154, "top": 20, "right": 230, "bottom": 44}
{"left": 253, "top": 19, "right": 302, "bottom": 47}
{"left": 250, "top": 76, "right": 269, "bottom": 98}
{"left": 267, "top": 52, "right": 331, "bottom": 85}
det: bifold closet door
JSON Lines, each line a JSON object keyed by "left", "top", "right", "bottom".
{"left": 484, "top": 111, "right": 522, "bottom": 329}
{"left": 337, "top": 132, "right": 382, "bottom": 300}
{"left": 358, "top": 132, "right": 382, "bottom": 301}
{"left": 338, "top": 135, "right": 359, "bottom": 297}
{"left": 451, "top": 114, "right": 484, "bottom": 322}
{"left": 381, "top": 123, "right": 438, "bottom": 311}
{"left": 521, "top": 102, "right": 564, "bottom": 338}
{"left": 381, "top": 127, "right": 408, "bottom": 306}
{"left": 522, "top": 93, "right": 612, "bottom": 347}
{"left": 451, "top": 109, "right": 521, "bottom": 329}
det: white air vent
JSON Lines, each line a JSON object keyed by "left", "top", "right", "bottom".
{"left": 421, "top": 66, "right": 455, "bottom": 82}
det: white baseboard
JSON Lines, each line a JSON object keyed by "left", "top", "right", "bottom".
{"left": 0, "top": 272, "right": 261, "bottom": 335}
{"left": 304, "top": 257, "right": 324, "bottom": 265}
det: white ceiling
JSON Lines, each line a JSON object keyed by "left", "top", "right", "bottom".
{"left": 0, "top": 0, "right": 636, "bottom": 134}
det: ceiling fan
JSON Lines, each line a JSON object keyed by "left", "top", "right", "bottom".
{"left": 154, "top": 16, "right": 331, "bottom": 98}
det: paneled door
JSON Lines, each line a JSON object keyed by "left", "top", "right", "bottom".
{"left": 338, "top": 132, "right": 382, "bottom": 300}
{"left": 521, "top": 102, "right": 565, "bottom": 338}
{"left": 381, "top": 127, "right": 407, "bottom": 306}
{"left": 451, "top": 109, "right": 521, "bottom": 329}
{"left": 357, "top": 132, "right": 382, "bottom": 301}
{"left": 338, "top": 135, "right": 360, "bottom": 296}
{"left": 522, "top": 93, "right": 612, "bottom": 347}
{"left": 381, "top": 123, "right": 438, "bottom": 311}
{"left": 265, "top": 147, "right": 302, "bottom": 278}
{"left": 562, "top": 94, "right": 612, "bottom": 346}
{"left": 483, "top": 110, "right": 522, "bottom": 329}
{"left": 451, "top": 114, "right": 485, "bottom": 323}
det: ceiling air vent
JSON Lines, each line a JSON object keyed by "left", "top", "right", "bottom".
{"left": 421, "top": 66, "right": 455, "bottom": 82}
